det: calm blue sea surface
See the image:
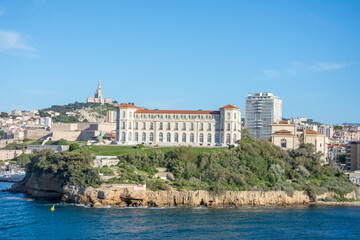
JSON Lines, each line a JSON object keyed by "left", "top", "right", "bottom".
{"left": 1, "top": 182, "right": 360, "bottom": 240}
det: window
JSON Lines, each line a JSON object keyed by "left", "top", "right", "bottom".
{"left": 167, "top": 133, "right": 171, "bottom": 142}
{"left": 159, "top": 122, "right": 163, "bottom": 130}
{"left": 129, "top": 122, "right": 132, "bottom": 129}
{"left": 190, "top": 133, "right": 194, "bottom": 143}
{"left": 142, "top": 122, "right": 146, "bottom": 130}
{"left": 215, "top": 133, "right": 220, "bottom": 143}
{"left": 182, "top": 123, "right": 186, "bottom": 130}
{"left": 233, "top": 134, "right": 236, "bottom": 142}
{"left": 234, "top": 113, "right": 236, "bottom": 119}
{"left": 122, "top": 111, "right": 125, "bottom": 118}
{"left": 200, "top": 133, "right": 204, "bottom": 143}
{"left": 227, "top": 123, "right": 230, "bottom": 131}
{"left": 142, "top": 132, "right": 146, "bottom": 142}
{"left": 190, "top": 123, "right": 194, "bottom": 130}
{"left": 129, "top": 112, "right": 132, "bottom": 118}
{"left": 175, "top": 133, "right": 179, "bottom": 142}
{"left": 135, "top": 122, "right": 138, "bottom": 129}
{"left": 159, "top": 133, "right": 163, "bottom": 142}
{"left": 135, "top": 132, "right": 138, "bottom": 142}
{"left": 150, "top": 132, "right": 154, "bottom": 142}
{"left": 182, "top": 133, "right": 186, "bottom": 143}
{"left": 128, "top": 132, "right": 132, "bottom": 141}
{"left": 175, "top": 123, "right": 178, "bottom": 130}
{"left": 227, "top": 112, "right": 230, "bottom": 120}
{"left": 122, "top": 122, "right": 125, "bottom": 129}
{"left": 121, "top": 132, "right": 126, "bottom": 141}
{"left": 208, "top": 123, "right": 211, "bottom": 131}
{"left": 207, "top": 133, "right": 211, "bottom": 143}
{"left": 150, "top": 122, "right": 153, "bottom": 130}
{"left": 281, "top": 139, "right": 287, "bottom": 148}
{"left": 234, "top": 123, "right": 236, "bottom": 131}
{"left": 215, "top": 123, "right": 220, "bottom": 130}
{"left": 200, "top": 123, "right": 203, "bottom": 130}
{"left": 226, "top": 134, "right": 230, "bottom": 143}
{"left": 167, "top": 123, "right": 170, "bottom": 130}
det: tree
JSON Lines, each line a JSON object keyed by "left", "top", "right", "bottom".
{"left": 69, "top": 142, "right": 80, "bottom": 151}
{"left": 338, "top": 153, "right": 346, "bottom": 164}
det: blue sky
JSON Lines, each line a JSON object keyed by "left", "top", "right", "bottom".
{"left": 0, "top": 0, "right": 359, "bottom": 125}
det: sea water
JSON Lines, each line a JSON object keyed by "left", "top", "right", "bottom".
{"left": 1, "top": 182, "right": 360, "bottom": 239}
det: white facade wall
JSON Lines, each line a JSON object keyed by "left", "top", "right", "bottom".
{"left": 245, "top": 92, "right": 282, "bottom": 139}
{"left": 116, "top": 105, "right": 242, "bottom": 147}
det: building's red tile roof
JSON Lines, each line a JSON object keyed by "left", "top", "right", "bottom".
{"left": 135, "top": 110, "right": 220, "bottom": 115}
{"left": 305, "top": 128, "right": 324, "bottom": 135}
{"left": 116, "top": 103, "right": 142, "bottom": 109}
{"left": 220, "top": 104, "right": 238, "bottom": 109}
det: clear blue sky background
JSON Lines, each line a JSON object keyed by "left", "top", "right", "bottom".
{"left": 0, "top": 0, "right": 359, "bottom": 125}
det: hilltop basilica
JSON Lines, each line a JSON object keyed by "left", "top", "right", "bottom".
{"left": 87, "top": 80, "right": 112, "bottom": 104}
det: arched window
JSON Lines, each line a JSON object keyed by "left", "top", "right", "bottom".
{"left": 234, "top": 123, "right": 236, "bottom": 131}
{"left": 208, "top": 123, "right": 211, "bottom": 131}
{"left": 190, "top": 123, "right": 194, "bottom": 130}
{"left": 150, "top": 132, "right": 154, "bottom": 142}
{"left": 122, "top": 122, "right": 125, "bottom": 129}
{"left": 226, "top": 133, "right": 230, "bottom": 143}
{"left": 122, "top": 111, "right": 125, "bottom": 118}
{"left": 182, "top": 133, "right": 186, "bottom": 143}
{"left": 150, "top": 122, "right": 153, "bottom": 130}
{"left": 200, "top": 123, "right": 204, "bottom": 130}
{"left": 142, "top": 132, "right": 146, "bottom": 142}
{"left": 167, "top": 133, "right": 171, "bottom": 142}
{"left": 159, "top": 133, "right": 163, "bottom": 142}
{"left": 207, "top": 133, "right": 211, "bottom": 143}
{"left": 121, "top": 132, "right": 126, "bottom": 141}
{"left": 281, "top": 139, "right": 287, "bottom": 148}
{"left": 215, "top": 133, "right": 220, "bottom": 143}
{"left": 159, "top": 122, "right": 163, "bottom": 130}
{"left": 175, "top": 133, "right": 179, "bottom": 142}
{"left": 128, "top": 132, "right": 132, "bottom": 141}
{"left": 183, "top": 123, "right": 186, "bottom": 130}
{"left": 200, "top": 133, "right": 204, "bottom": 143}
{"left": 135, "top": 132, "right": 138, "bottom": 142}
{"left": 135, "top": 122, "right": 138, "bottom": 129}
{"left": 175, "top": 123, "right": 178, "bottom": 130}
{"left": 190, "top": 133, "right": 194, "bottom": 142}
{"left": 227, "top": 123, "right": 230, "bottom": 131}
{"left": 142, "top": 122, "right": 146, "bottom": 130}
{"left": 129, "top": 122, "right": 132, "bottom": 129}
{"left": 167, "top": 123, "right": 170, "bottom": 130}
{"left": 227, "top": 112, "right": 230, "bottom": 119}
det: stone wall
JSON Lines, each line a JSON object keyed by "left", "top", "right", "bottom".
{"left": 0, "top": 150, "right": 32, "bottom": 160}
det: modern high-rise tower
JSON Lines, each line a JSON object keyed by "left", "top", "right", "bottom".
{"left": 245, "top": 92, "right": 282, "bottom": 139}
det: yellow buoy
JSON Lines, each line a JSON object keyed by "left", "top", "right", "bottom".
{"left": 51, "top": 205, "right": 55, "bottom": 211}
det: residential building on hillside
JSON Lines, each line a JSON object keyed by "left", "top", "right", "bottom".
{"left": 87, "top": 80, "right": 112, "bottom": 104}
{"left": 317, "top": 124, "right": 333, "bottom": 138}
{"left": 346, "top": 141, "right": 360, "bottom": 171}
{"left": 245, "top": 92, "right": 282, "bottom": 139}
{"left": 271, "top": 120, "right": 327, "bottom": 161}
{"left": 115, "top": 103, "right": 242, "bottom": 147}
{"left": 327, "top": 144, "right": 346, "bottom": 162}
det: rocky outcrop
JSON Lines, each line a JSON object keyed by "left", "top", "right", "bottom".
{"left": 9, "top": 173, "right": 64, "bottom": 200}
{"left": 60, "top": 184, "right": 312, "bottom": 207}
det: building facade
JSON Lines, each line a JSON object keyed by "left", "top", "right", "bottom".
{"left": 245, "top": 92, "right": 282, "bottom": 139}
{"left": 271, "top": 120, "right": 327, "bottom": 161}
{"left": 346, "top": 141, "right": 360, "bottom": 171}
{"left": 116, "top": 104, "right": 242, "bottom": 147}
{"left": 87, "top": 80, "right": 112, "bottom": 104}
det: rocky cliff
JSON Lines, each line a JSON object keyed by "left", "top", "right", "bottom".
{"left": 9, "top": 174, "right": 357, "bottom": 207}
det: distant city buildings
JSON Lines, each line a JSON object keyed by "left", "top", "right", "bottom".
{"left": 116, "top": 103, "right": 242, "bottom": 147}
{"left": 245, "top": 92, "right": 282, "bottom": 139}
{"left": 87, "top": 80, "right": 112, "bottom": 105}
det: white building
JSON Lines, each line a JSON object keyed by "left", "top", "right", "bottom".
{"left": 245, "top": 92, "right": 282, "bottom": 139}
{"left": 116, "top": 103, "right": 242, "bottom": 147}
{"left": 318, "top": 124, "right": 333, "bottom": 138}
{"left": 87, "top": 80, "right": 112, "bottom": 104}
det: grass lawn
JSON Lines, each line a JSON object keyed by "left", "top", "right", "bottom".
{"left": 77, "top": 145, "right": 227, "bottom": 156}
